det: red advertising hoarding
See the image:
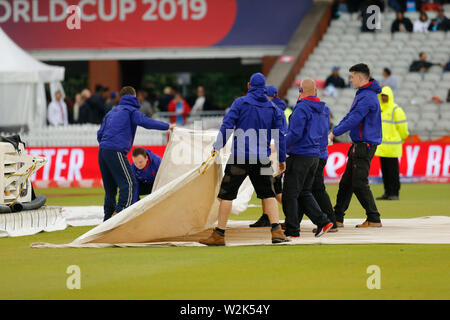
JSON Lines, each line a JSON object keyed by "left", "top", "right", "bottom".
{"left": 26, "top": 142, "right": 450, "bottom": 188}
{"left": 0, "top": 0, "right": 313, "bottom": 49}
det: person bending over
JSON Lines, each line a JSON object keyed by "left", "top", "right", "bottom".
{"left": 131, "top": 148, "right": 162, "bottom": 202}
{"left": 97, "top": 86, "right": 175, "bottom": 221}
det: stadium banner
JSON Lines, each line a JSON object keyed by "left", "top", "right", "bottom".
{"left": 0, "top": 0, "right": 312, "bottom": 49}
{"left": 25, "top": 142, "right": 450, "bottom": 188}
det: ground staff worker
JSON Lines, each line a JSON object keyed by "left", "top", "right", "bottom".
{"left": 131, "top": 148, "right": 162, "bottom": 202}
{"left": 375, "top": 86, "right": 409, "bottom": 201}
{"left": 250, "top": 85, "right": 287, "bottom": 228}
{"left": 97, "top": 86, "right": 175, "bottom": 221}
{"left": 199, "top": 73, "right": 287, "bottom": 246}
{"left": 328, "top": 63, "right": 382, "bottom": 228}
{"left": 282, "top": 79, "right": 333, "bottom": 238}
{"left": 298, "top": 98, "right": 338, "bottom": 233}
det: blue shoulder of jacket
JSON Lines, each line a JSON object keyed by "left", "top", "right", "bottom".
{"left": 293, "top": 100, "right": 310, "bottom": 116}
{"left": 231, "top": 97, "right": 246, "bottom": 108}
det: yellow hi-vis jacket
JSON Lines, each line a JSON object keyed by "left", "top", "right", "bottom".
{"left": 375, "top": 86, "right": 409, "bottom": 158}
{"left": 285, "top": 107, "right": 293, "bottom": 125}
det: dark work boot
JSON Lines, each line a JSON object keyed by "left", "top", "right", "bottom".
{"left": 249, "top": 213, "right": 271, "bottom": 228}
{"left": 376, "top": 194, "right": 389, "bottom": 200}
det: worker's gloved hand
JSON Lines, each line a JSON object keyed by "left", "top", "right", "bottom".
{"left": 169, "top": 124, "right": 176, "bottom": 130}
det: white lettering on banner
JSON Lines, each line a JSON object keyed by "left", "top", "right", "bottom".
{"left": 68, "top": 149, "right": 85, "bottom": 181}
{"left": 54, "top": 149, "right": 69, "bottom": 181}
{"left": 120, "top": 0, "right": 136, "bottom": 21}
{"left": 325, "top": 152, "right": 346, "bottom": 178}
{"left": 442, "top": 146, "right": 450, "bottom": 177}
{"left": 50, "top": 0, "right": 68, "bottom": 22}
{"left": 42, "top": 149, "right": 56, "bottom": 181}
{"left": 0, "top": 1, "right": 12, "bottom": 23}
{"left": 178, "top": 0, "right": 188, "bottom": 20}
{"left": 26, "top": 148, "right": 87, "bottom": 181}
{"left": 0, "top": 0, "right": 208, "bottom": 23}
{"left": 190, "top": 0, "right": 207, "bottom": 20}
{"left": 32, "top": 0, "right": 48, "bottom": 22}
{"left": 426, "top": 145, "right": 442, "bottom": 177}
{"left": 13, "top": 0, "right": 30, "bottom": 22}
{"left": 142, "top": 0, "right": 207, "bottom": 21}
{"left": 79, "top": 0, "right": 96, "bottom": 22}
{"left": 99, "top": 0, "right": 117, "bottom": 21}
{"left": 405, "top": 145, "right": 420, "bottom": 177}
{"left": 142, "top": 0, "right": 158, "bottom": 20}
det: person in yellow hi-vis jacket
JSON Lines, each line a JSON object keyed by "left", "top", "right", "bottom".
{"left": 375, "top": 86, "right": 409, "bottom": 201}
{"left": 285, "top": 105, "right": 293, "bottom": 124}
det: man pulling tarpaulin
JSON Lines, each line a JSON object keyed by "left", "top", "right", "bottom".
{"left": 40, "top": 127, "right": 250, "bottom": 246}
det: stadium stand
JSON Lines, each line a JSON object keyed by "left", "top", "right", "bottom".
{"left": 287, "top": 6, "right": 450, "bottom": 141}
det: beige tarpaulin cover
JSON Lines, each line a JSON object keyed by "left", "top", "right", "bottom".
{"left": 152, "top": 128, "right": 255, "bottom": 215}
{"left": 42, "top": 128, "right": 263, "bottom": 246}
{"left": 69, "top": 128, "right": 226, "bottom": 245}
{"left": 72, "top": 158, "right": 221, "bottom": 244}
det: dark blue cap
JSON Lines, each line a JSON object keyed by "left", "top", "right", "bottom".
{"left": 249, "top": 73, "right": 266, "bottom": 88}
{"left": 266, "top": 85, "right": 278, "bottom": 97}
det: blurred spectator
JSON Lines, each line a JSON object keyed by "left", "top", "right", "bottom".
{"left": 72, "top": 93, "right": 82, "bottom": 123}
{"left": 409, "top": 52, "right": 445, "bottom": 72}
{"left": 429, "top": 8, "right": 450, "bottom": 31}
{"left": 388, "top": 0, "right": 406, "bottom": 12}
{"left": 428, "top": 18, "right": 440, "bottom": 31}
{"left": 64, "top": 96, "right": 74, "bottom": 124}
{"left": 168, "top": 92, "right": 191, "bottom": 125}
{"left": 444, "top": 60, "right": 450, "bottom": 72}
{"left": 159, "top": 86, "right": 175, "bottom": 112}
{"left": 143, "top": 82, "right": 160, "bottom": 113}
{"left": 77, "top": 89, "right": 91, "bottom": 124}
{"left": 47, "top": 90, "right": 68, "bottom": 126}
{"left": 391, "top": 11, "right": 413, "bottom": 32}
{"left": 190, "top": 86, "right": 215, "bottom": 113}
{"left": 325, "top": 66, "right": 346, "bottom": 89}
{"left": 380, "top": 68, "right": 399, "bottom": 90}
{"left": 332, "top": 0, "right": 349, "bottom": 19}
{"left": 137, "top": 89, "right": 154, "bottom": 117}
{"left": 86, "top": 84, "right": 107, "bottom": 124}
{"left": 105, "top": 92, "right": 119, "bottom": 113}
{"left": 413, "top": 11, "right": 430, "bottom": 33}
{"left": 346, "top": 0, "right": 364, "bottom": 13}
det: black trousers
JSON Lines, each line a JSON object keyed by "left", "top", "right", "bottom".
{"left": 138, "top": 182, "right": 154, "bottom": 199}
{"left": 299, "top": 158, "right": 337, "bottom": 225}
{"left": 380, "top": 157, "right": 400, "bottom": 197}
{"left": 334, "top": 143, "right": 381, "bottom": 223}
{"left": 282, "top": 155, "right": 330, "bottom": 236}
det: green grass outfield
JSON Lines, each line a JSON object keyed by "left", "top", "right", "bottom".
{"left": 0, "top": 183, "right": 449, "bottom": 299}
